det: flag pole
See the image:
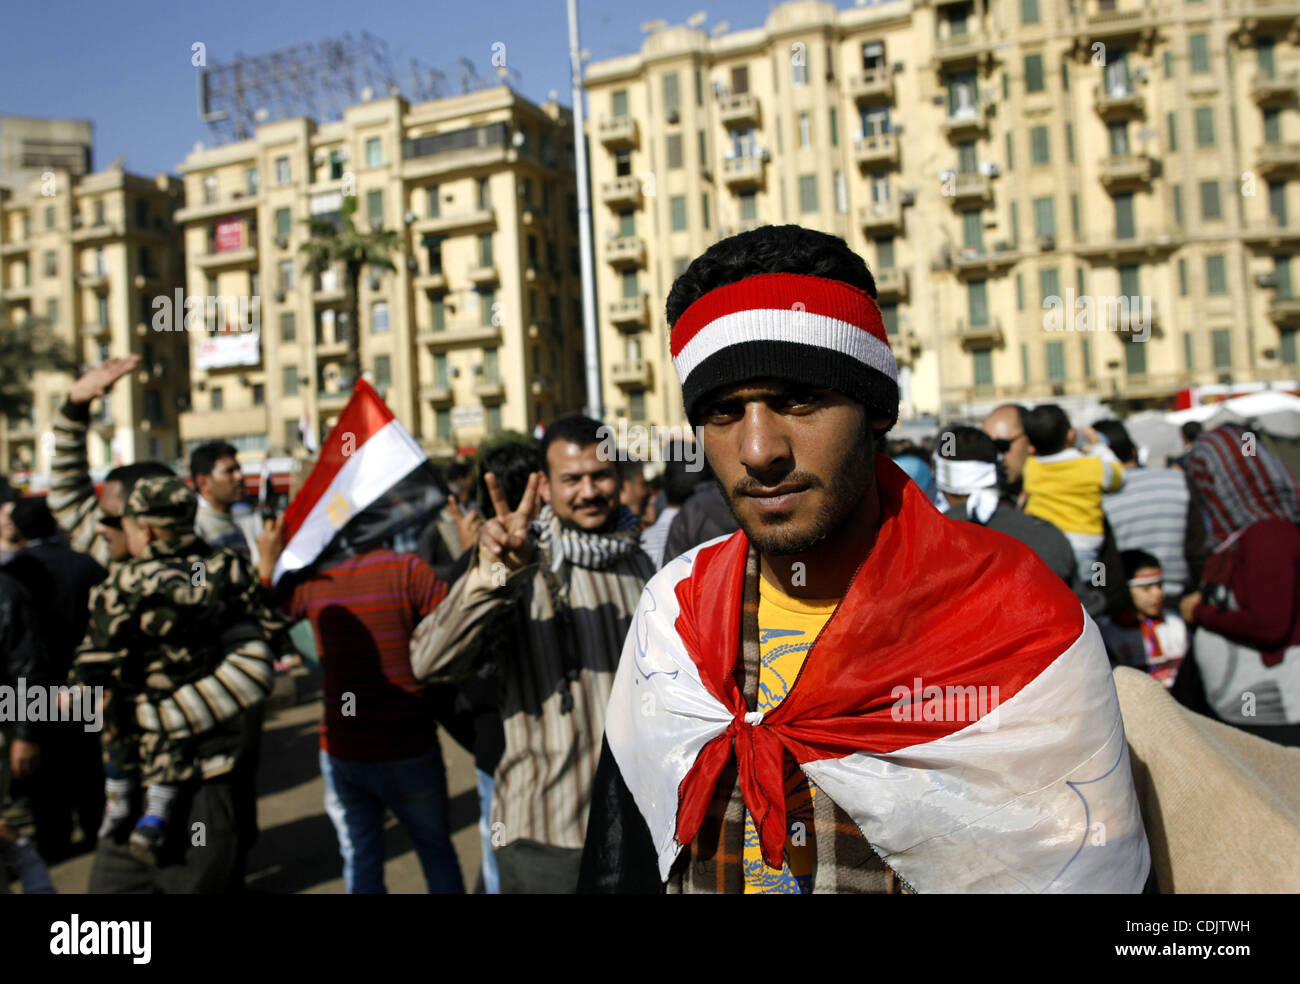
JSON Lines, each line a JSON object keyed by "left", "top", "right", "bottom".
{"left": 568, "top": 0, "right": 603, "bottom": 422}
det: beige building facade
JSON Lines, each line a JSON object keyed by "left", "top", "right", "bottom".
{"left": 582, "top": 0, "right": 1300, "bottom": 429}
{"left": 174, "top": 86, "right": 582, "bottom": 463}
{"left": 0, "top": 166, "right": 186, "bottom": 480}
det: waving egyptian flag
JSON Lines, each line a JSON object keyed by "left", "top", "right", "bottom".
{"left": 604, "top": 454, "right": 1150, "bottom": 893}
{"left": 271, "top": 379, "right": 445, "bottom": 585}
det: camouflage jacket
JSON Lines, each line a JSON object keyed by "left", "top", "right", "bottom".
{"left": 46, "top": 399, "right": 108, "bottom": 567}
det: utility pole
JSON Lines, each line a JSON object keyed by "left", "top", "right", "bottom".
{"left": 568, "top": 0, "right": 603, "bottom": 421}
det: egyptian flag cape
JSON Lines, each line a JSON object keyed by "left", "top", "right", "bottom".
{"left": 270, "top": 379, "right": 446, "bottom": 586}
{"left": 604, "top": 453, "right": 1150, "bottom": 892}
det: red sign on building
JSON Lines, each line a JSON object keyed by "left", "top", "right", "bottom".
{"left": 215, "top": 219, "right": 245, "bottom": 253}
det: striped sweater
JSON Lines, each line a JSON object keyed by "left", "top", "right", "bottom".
{"left": 1103, "top": 467, "right": 1197, "bottom": 596}
{"left": 411, "top": 542, "right": 653, "bottom": 851}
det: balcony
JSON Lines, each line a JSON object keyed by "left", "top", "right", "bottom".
{"left": 315, "top": 337, "right": 349, "bottom": 358}
{"left": 1251, "top": 71, "right": 1298, "bottom": 105}
{"left": 721, "top": 155, "right": 766, "bottom": 189}
{"left": 318, "top": 390, "right": 350, "bottom": 410}
{"left": 941, "top": 105, "right": 991, "bottom": 139}
{"left": 420, "top": 384, "right": 454, "bottom": 405}
{"left": 1236, "top": 0, "right": 1300, "bottom": 36}
{"left": 611, "top": 360, "right": 654, "bottom": 389}
{"left": 196, "top": 246, "right": 258, "bottom": 270}
{"left": 874, "top": 267, "right": 909, "bottom": 301}
{"left": 931, "top": 32, "right": 994, "bottom": 72}
{"left": 891, "top": 328, "right": 922, "bottom": 368}
{"left": 601, "top": 176, "right": 643, "bottom": 209}
{"left": 1241, "top": 213, "right": 1300, "bottom": 248}
{"left": 1269, "top": 296, "right": 1300, "bottom": 323}
{"left": 410, "top": 207, "right": 495, "bottom": 237}
{"left": 598, "top": 116, "right": 639, "bottom": 150}
{"left": 399, "top": 143, "right": 512, "bottom": 182}
{"left": 948, "top": 172, "right": 992, "bottom": 206}
{"left": 1099, "top": 154, "right": 1155, "bottom": 189}
{"left": 1075, "top": 229, "right": 1180, "bottom": 260}
{"left": 1093, "top": 85, "right": 1145, "bottom": 119}
{"left": 313, "top": 272, "right": 347, "bottom": 305}
{"left": 952, "top": 244, "right": 1020, "bottom": 277}
{"left": 83, "top": 320, "right": 111, "bottom": 340}
{"left": 853, "top": 132, "right": 900, "bottom": 169}
{"left": 412, "top": 271, "right": 448, "bottom": 292}
{"left": 71, "top": 220, "right": 125, "bottom": 244}
{"left": 718, "top": 93, "right": 760, "bottom": 128}
{"left": 467, "top": 262, "right": 498, "bottom": 284}
{"left": 606, "top": 235, "right": 645, "bottom": 267}
{"left": 955, "top": 317, "right": 1004, "bottom": 347}
{"left": 608, "top": 293, "right": 648, "bottom": 330}
{"left": 416, "top": 322, "right": 502, "bottom": 349}
{"left": 174, "top": 192, "right": 260, "bottom": 225}
{"left": 848, "top": 68, "right": 894, "bottom": 103}
{"left": 858, "top": 198, "right": 904, "bottom": 234}
{"left": 472, "top": 378, "right": 505, "bottom": 401}
{"left": 0, "top": 282, "right": 33, "bottom": 301}
{"left": 0, "top": 241, "right": 28, "bottom": 256}
{"left": 1075, "top": 1, "right": 1157, "bottom": 53}
{"left": 1256, "top": 143, "right": 1300, "bottom": 177}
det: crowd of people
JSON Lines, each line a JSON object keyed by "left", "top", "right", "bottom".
{"left": 2, "top": 224, "right": 1296, "bottom": 895}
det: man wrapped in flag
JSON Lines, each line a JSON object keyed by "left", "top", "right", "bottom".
{"left": 578, "top": 226, "right": 1151, "bottom": 893}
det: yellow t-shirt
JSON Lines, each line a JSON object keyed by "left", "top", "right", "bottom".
{"left": 742, "top": 575, "right": 838, "bottom": 894}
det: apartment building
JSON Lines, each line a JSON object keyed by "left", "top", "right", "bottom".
{"left": 0, "top": 166, "right": 186, "bottom": 479}
{"left": 173, "top": 86, "right": 581, "bottom": 463}
{"left": 582, "top": 0, "right": 1300, "bottom": 429}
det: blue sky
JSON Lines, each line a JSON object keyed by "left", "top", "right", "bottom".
{"left": 0, "top": 0, "right": 870, "bottom": 177}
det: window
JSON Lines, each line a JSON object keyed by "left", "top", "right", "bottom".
{"left": 861, "top": 105, "right": 891, "bottom": 137}
{"left": 1163, "top": 50, "right": 1173, "bottom": 79}
{"left": 1183, "top": 331, "right": 1195, "bottom": 369}
{"left": 46, "top": 298, "right": 58, "bottom": 328}
{"left": 436, "top": 408, "right": 452, "bottom": 440}
{"left": 1030, "top": 126, "right": 1051, "bottom": 165}
{"left": 1269, "top": 181, "right": 1288, "bottom": 226}
{"left": 434, "top": 352, "right": 449, "bottom": 389}
{"left": 968, "top": 280, "right": 990, "bottom": 326}
{"left": 1040, "top": 267, "right": 1061, "bottom": 305}
{"left": 1115, "top": 193, "right": 1135, "bottom": 239}
{"left": 877, "top": 302, "right": 898, "bottom": 336}
{"left": 667, "top": 134, "right": 683, "bottom": 169}
{"left": 1024, "top": 54, "right": 1045, "bottom": 93}
{"left": 1194, "top": 106, "right": 1216, "bottom": 147}
{"left": 1189, "top": 34, "right": 1210, "bottom": 74}
{"left": 1061, "top": 60, "right": 1069, "bottom": 92}
{"left": 478, "top": 287, "right": 497, "bottom": 326}
{"left": 698, "top": 130, "right": 708, "bottom": 169}
{"left": 621, "top": 269, "right": 639, "bottom": 299}
{"left": 662, "top": 72, "right": 681, "bottom": 117}
{"left": 1284, "top": 330, "right": 1299, "bottom": 366}
{"left": 1010, "top": 200, "right": 1020, "bottom": 245}
{"left": 1212, "top": 329, "right": 1232, "bottom": 369}
{"left": 1119, "top": 265, "right": 1140, "bottom": 299}
{"left": 1200, "top": 180, "right": 1222, "bottom": 221}
{"left": 792, "top": 46, "right": 808, "bottom": 87}
{"left": 328, "top": 151, "right": 345, "bottom": 181}
{"left": 1070, "top": 193, "right": 1080, "bottom": 236}
{"left": 371, "top": 301, "right": 390, "bottom": 334}
{"left": 1109, "top": 121, "right": 1132, "bottom": 157}
{"left": 701, "top": 192, "right": 711, "bottom": 230}
{"left": 477, "top": 177, "right": 490, "bottom": 209}
{"left": 478, "top": 232, "right": 493, "bottom": 267}
{"left": 612, "top": 89, "right": 628, "bottom": 117}
{"left": 366, "top": 189, "right": 383, "bottom": 227}
{"left": 1179, "top": 258, "right": 1188, "bottom": 296}
{"left": 1034, "top": 196, "right": 1056, "bottom": 238}
{"left": 44, "top": 250, "right": 56, "bottom": 277}
{"left": 670, "top": 195, "right": 687, "bottom": 231}
{"left": 487, "top": 405, "right": 502, "bottom": 434}
{"left": 1005, "top": 132, "right": 1014, "bottom": 171}
{"left": 876, "top": 237, "right": 896, "bottom": 269}
{"left": 276, "top": 156, "right": 291, "bottom": 184}
{"left": 278, "top": 259, "right": 294, "bottom": 290}
{"left": 1065, "top": 123, "right": 1075, "bottom": 163}
{"left": 958, "top": 141, "right": 978, "bottom": 174}
{"left": 1264, "top": 109, "right": 1282, "bottom": 145}
{"left": 731, "top": 65, "right": 750, "bottom": 94}
{"left": 1173, "top": 185, "right": 1184, "bottom": 226}
{"left": 799, "top": 175, "right": 818, "bottom": 213}
{"left": 432, "top": 294, "right": 447, "bottom": 332}
{"left": 739, "top": 191, "right": 758, "bottom": 223}
{"left": 1167, "top": 112, "right": 1178, "bottom": 152}
{"left": 829, "top": 107, "right": 839, "bottom": 148}
{"left": 798, "top": 113, "right": 812, "bottom": 149}
{"left": 245, "top": 167, "right": 259, "bottom": 196}
{"left": 673, "top": 257, "right": 690, "bottom": 277}
{"left": 250, "top": 384, "right": 264, "bottom": 407}
{"left": 1046, "top": 341, "right": 1065, "bottom": 382}
{"left": 947, "top": 73, "right": 978, "bottom": 117}
{"left": 1125, "top": 341, "right": 1147, "bottom": 376}
{"left": 1082, "top": 337, "right": 1093, "bottom": 379}
{"left": 275, "top": 207, "right": 291, "bottom": 240}
{"left": 1206, "top": 254, "right": 1227, "bottom": 294}
{"left": 973, "top": 349, "right": 994, "bottom": 388}
{"left": 835, "top": 171, "right": 848, "bottom": 214}
{"left": 280, "top": 311, "right": 296, "bottom": 343}
{"left": 365, "top": 137, "right": 382, "bottom": 167}
{"left": 1016, "top": 272, "right": 1025, "bottom": 310}
{"left": 1021, "top": 0, "right": 1040, "bottom": 24}
{"left": 374, "top": 355, "right": 391, "bottom": 390}
{"left": 45, "top": 205, "right": 55, "bottom": 229}
{"left": 1258, "top": 38, "right": 1277, "bottom": 80}
{"left": 211, "top": 387, "right": 223, "bottom": 411}
{"left": 962, "top": 210, "right": 984, "bottom": 251}
{"left": 695, "top": 68, "right": 704, "bottom": 106}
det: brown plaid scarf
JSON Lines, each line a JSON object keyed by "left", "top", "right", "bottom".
{"left": 664, "top": 540, "right": 909, "bottom": 894}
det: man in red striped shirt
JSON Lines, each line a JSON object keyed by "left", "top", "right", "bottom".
{"left": 257, "top": 532, "right": 464, "bottom": 894}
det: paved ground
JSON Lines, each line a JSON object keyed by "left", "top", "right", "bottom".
{"left": 40, "top": 669, "right": 484, "bottom": 894}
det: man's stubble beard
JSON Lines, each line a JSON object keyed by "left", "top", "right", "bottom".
{"left": 724, "top": 417, "right": 877, "bottom": 557}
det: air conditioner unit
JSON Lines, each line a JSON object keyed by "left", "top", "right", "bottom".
{"left": 275, "top": 236, "right": 288, "bottom": 249}
{"left": 666, "top": 109, "right": 680, "bottom": 124}
{"left": 471, "top": 364, "right": 483, "bottom": 375}
{"left": 899, "top": 190, "right": 916, "bottom": 206}
{"left": 1256, "top": 271, "right": 1278, "bottom": 288}
{"left": 404, "top": 211, "right": 416, "bottom": 224}
{"left": 711, "top": 81, "right": 728, "bottom": 98}
{"left": 893, "top": 62, "right": 905, "bottom": 74}
{"left": 451, "top": 367, "right": 461, "bottom": 378}
{"left": 274, "top": 290, "right": 286, "bottom": 302}
{"left": 406, "top": 256, "right": 419, "bottom": 270}
{"left": 994, "top": 240, "right": 1013, "bottom": 252}
{"left": 1038, "top": 236, "right": 1056, "bottom": 251}
{"left": 1133, "top": 67, "right": 1148, "bottom": 83}
{"left": 978, "top": 161, "right": 1000, "bottom": 178}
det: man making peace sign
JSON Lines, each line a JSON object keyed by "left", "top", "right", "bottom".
{"left": 411, "top": 415, "right": 654, "bottom": 894}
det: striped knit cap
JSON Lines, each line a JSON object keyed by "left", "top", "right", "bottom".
{"left": 1186, "top": 424, "right": 1300, "bottom": 548}
{"left": 670, "top": 272, "right": 899, "bottom": 428}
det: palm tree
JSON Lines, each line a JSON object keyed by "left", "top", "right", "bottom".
{"left": 0, "top": 299, "right": 74, "bottom": 422}
{"left": 300, "top": 194, "right": 402, "bottom": 388}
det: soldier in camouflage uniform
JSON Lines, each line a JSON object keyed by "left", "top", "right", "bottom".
{"left": 69, "top": 476, "right": 285, "bottom": 864}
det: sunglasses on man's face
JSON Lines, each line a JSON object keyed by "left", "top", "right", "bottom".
{"left": 97, "top": 512, "right": 124, "bottom": 531}
{"left": 991, "top": 432, "right": 1026, "bottom": 454}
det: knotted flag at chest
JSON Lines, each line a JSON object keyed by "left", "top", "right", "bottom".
{"left": 604, "top": 454, "right": 1150, "bottom": 892}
